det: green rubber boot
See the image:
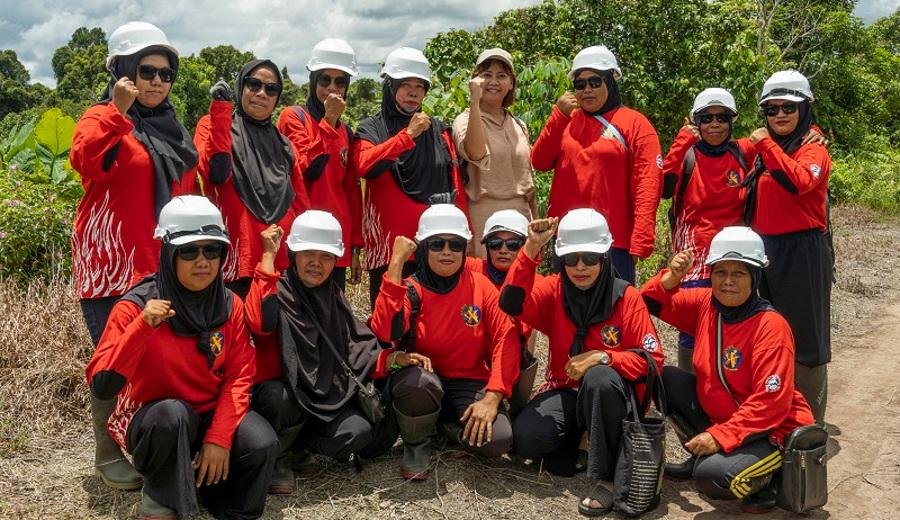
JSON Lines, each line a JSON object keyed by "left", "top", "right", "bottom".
{"left": 91, "top": 396, "right": 142, "bottom": 490}
{"left": 394, "top": 405, "right": 439, "bottom": 481}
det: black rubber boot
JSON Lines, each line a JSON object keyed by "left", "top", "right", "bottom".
{"left": 664, "top": 455, "right": 697, "bottom": 480}
{"left": 394, "top": 405, "right": 438, "bottom": 481}
{"left": 268, "top": 423, "right": 302, "bottom": 494}
{"left": 92, "top": 396, "right": 142, "bottom": 490}
{"left": 741, "top": 480, "right": 778, "bottom": 514}
{"left": 140, "top": 487, "right": 176, "bottom": 519}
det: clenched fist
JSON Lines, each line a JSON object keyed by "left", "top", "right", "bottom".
{"left": 112, "top": 77, "right": 140, "bottom": 116}
{"left": 142, "top": 299, "right": 175, "bottom": 328}
{"left": 406, "top": 112, "right": 432, "bottom": 138}
{"left": 556, "top": 92, "right": 579, "bottom": 117}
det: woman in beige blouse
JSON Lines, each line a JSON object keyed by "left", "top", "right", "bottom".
{"left": 453, "top": 48, "right": 536, "bottom": 258}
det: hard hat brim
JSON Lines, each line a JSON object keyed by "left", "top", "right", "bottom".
{"left": 705, "top": 254, "right": 768, "bottom": 268}
{"left": 759, "top": 93, "right": 806, "bottom": 105}
{"left": 481, "top": 225, "right": 526, "bottom": 241}
{"left": 415, "top": 229, "right": 473, "bottom": 242}
{"left": 168, "top": 234, "right": 230, "bottom": 247}
{"left": 555, "top": 241, "right": 612, "bottom": 257}
{"left": 307, "top": 63, "right": 357, "bottom": 76}
{"left": 106, "top": 43, "right": 179, "bottom": 73}
{"left": 286, "top": 240, "right": 345, "bottom": 257}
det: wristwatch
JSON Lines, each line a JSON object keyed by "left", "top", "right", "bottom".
{"left": 598, "top": 351, "right": 611, "bottom": 365}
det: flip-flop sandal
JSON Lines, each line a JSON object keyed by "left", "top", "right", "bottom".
{"left": 577, "top": 484, "right": 613, "bottom": 517}
{"left": 574, "top": 449, "right": 589, "bottom": 473}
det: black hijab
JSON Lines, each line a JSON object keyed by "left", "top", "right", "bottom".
{"left": 276, "top": 262, "right": 381, "bottom": 421}
{"left": 766, "top": 100, "right": 813, "bottom": 155}
{"left": 411, "top": 238, "right": 465, "bottom": 294}
{"left": 711, "top": 264, "right": 774, "bottom": 324}
{"left": 694, "top": 112, "right": 734, "bottom": 157}
{"left": 356, "top": 78, "right": 453, "bottom": 203}
{"left": 561, "top": 254, "right": 629, "bottom": 357}
{"left": 576, "top": 69, "right": 623, "bottom": 116}
{"left": 122, "top": 241, "right": 232, "bottom": 368}
{"left": 99, "top": 49, "right": 198, "bottom": 219}
{"left": 230, "top": 59, "right": 296, "bottom": 224}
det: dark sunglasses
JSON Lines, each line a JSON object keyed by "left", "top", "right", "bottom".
{"left": 316, "top": 74, "right": 350, "bottom": 88}
{"left": 573, "top": 76, "right": 604, "bottom": 91}
{"left": 138, "top": 65, "right": 176, "bottom": 83}
{"left": 243, "top": 76, "right": 283, "bottom": 97}
{"left": 176, "top": 243, "right": 226, "bottom": 261}
{"left": 562, "top": 252, "right": 603, "bottom": 267}
{"left": 762, "top": 103, "right": 798, "bottom": 117}
{"left": 426, "top": 237, "right": 467, "bottom": 253}
{"left": 486, "top": 238, "right": 524, "bottom": 252}
{"left": 698, "top": 113, "right": 733, "bottom": 124}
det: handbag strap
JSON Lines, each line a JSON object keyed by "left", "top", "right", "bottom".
{"left": 715, "top": 313, "right": 739, "bottom": 407}
{"left": 625, "top": 348, "right": 667, "bottom": 418}
{"left": 298, "top": 299, "right": 373, "bottom": 396}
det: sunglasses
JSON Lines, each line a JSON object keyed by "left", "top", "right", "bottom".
{"left": 573, "top": 76, "right": 604, "bottom": 91}
{"left": 316, "top": 74, "right": 350, "bottom": 88}
{"left": 762, "top": 103, "right": 799, "bottom": 117}
{"left": 138, "top": 65, "right": 176, "bottom": 83}
{"left": 425, "top": 237, "right": 467, "bottom": 253}
{"left": 698, "top": 113, "right": 733, "bottom": 124}
{"left": 562, "top": 252, "right": 603, "bottom": 267}
{"left": 176, "top": 243, "right": 226, "bottom": 261}
{"left": 243, "top": 76, "right": 283, "bottom": 97}
{"left": 486, "top": 238, "right": 524, "bottom": 252}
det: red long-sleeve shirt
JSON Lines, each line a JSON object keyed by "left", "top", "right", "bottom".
{"left": 370, "top": 270, "right": 519, "bottom": 397}
{"left": 85, "top": 297, "right": 254, "bottom": 450}
{"left": 500, "top": 248, "right": 664, "bottom": 397}
{"left": 277, "top": 107, "right": 362, "bottom": 268}
{"left": 640, "top": 271, "right": 814, "bottom": 452}
{"left": 351, "top": 129, "right": 468, "bottom": 270}
{"left": 531, "top": 105, "right": 662, "bottom": 258}
{"left": 750, "top": 137, "right": 831, "bottom": 235}
{"left": 662, "top": 131, "right": 755, "bottom": 280}
{"left": 244, "top": 263, "right": 392, "bottom": 384}
{"left": 194, "top": 100, "right": 310, "bottom": 282}
{"left": 466, "top": 257, "right": 535, "bottom": 344}
{"left": 70, "top": 102, "right": 197, "bottom": 299}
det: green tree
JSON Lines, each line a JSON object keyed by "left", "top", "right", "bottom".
{"left": 169, "top": 56, "right": 217, "bottom": 132}
{"left": 0, "top": 50, "right": 42, "bottom": 120}
{"left": 52, "top": 27, "right": 108, "bottom": 107}
{"left": 198, "top": 45, "right": 255, "bottom": 83}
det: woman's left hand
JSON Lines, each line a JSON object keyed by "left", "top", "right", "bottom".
{"left": 392, "top": 351, "right": 433, "bottom": 372}
{"left": 685, "top": 432, "right": 721, "bottom": 456}
{"left": 565, "top": 351, "right": 605, "bottom": 381}
{"left": 193, "top": 442, "right": 230, "bottom": 487}
{"left": 750, "top": 127, "right": 769, "bottom": 144}
{"left": 460, "top": 391, "right": 502, "bottom": 448}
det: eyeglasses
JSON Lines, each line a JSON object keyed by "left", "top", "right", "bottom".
{"left": 573, "top": 76, "right": 604, "bottom": 91}
{"left": 698, "top": 113, "right": 733, "bottom": 124}
{"left": 486, "top": 238, "right": 524, "bottom": 252}
{"left": 425, "top": 237, "right": 467, "bottom": 253}
{"left": 243, "top": 76, "right": 283, "bottom": 97}
{"left": 316, "top": 74, "right": 350, "bottom": 88}
{"left": 762, "top": 103, "right": 798, "bottom": 117}
{"left": 138, "top": 65, "right": 176, "bottom": 83}
{"left": 176, "top": 243, "right": 226, "bottom": 261}
{"left": 562, "top": 252, "right": 603, "bottom": 267}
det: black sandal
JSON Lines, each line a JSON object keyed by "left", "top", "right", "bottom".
{"left": 577, "top": 484, "right": 613, "bottom": 517}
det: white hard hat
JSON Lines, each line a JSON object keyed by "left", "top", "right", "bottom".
{"left": 569, "top": 45, "right": 621, "bottom": 79}
{"left": 380, "top": 47, "right": 431, "bottom": 83}
{"left": 482, "top": 209, "right": 528, "bottom": 240}
{"left": 691, "top": 88, "right": 738, "bottom": 117}
{"left": 307, "top": 38, "right": 358, "bottom": 76}
{"left": 555, "top": 208, "right": 613, "bottom": 256}
{"left": 154, "top": 196, "right": 229, "bottom": 246}
{"left": 415, "top": 204, "right": 472, "bottom": 242}
{"left": 759, "top": 70, "right": 814, "bottom": 105}
{"left": 286, "top": 210, "right": 345, "bottom": 257}
{"left": 106, "top": 21, "right": 178, "bottom": 73}
{"left": 705, "top": 226, "right": 768, "bottom": 268}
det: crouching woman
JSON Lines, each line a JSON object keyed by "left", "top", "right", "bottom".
{"left": 85, "top": 195, "right": 278, "bottom": 520}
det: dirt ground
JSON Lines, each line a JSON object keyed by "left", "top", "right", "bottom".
{"left": 1, "top": 204, "right": 898, "bottom": 519}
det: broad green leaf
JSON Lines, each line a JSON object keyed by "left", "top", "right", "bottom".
{"left": 34, "top": 108, "right": 76, "bottom": 157}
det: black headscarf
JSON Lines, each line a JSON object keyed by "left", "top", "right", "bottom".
{"left": 694, "top": 111, "right": 734, "bottom": 157}
{"left": 711, "top": 264, "right": 774, "bottom": 323}
{"left": 356, "top": 78, "right": 453, "bottom": 203}
{"left": 411, "top": 238, "right": 465, "bottom": 294}
{"left": 575, "top": 69, "right": 623, "bottom": 116}
{"left": 99, "top": 48, "right": 198, "bottom": 219}
{"left": 485, "top": 255, "right": 507, "bottom": 286}
{"left": 305, "top": 69, "right": 351, "bottom": 122}
{"left": 276, "top": 263, "right": 381, "bottom": 421}
{"left": 229, "top": 59, "right": 296, "bottom": 224}
{"left": 766, "top": 100, "right": 813, "bottom": 156}
{"left": 122, "top": 241, "right": 232, "bottom": 368}
{"left": 561, "top": 255, "right": 629, "bottom": 357}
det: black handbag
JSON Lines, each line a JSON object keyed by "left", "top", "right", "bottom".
{"left": 612, "top": 349, "right": 667, "bottom": 517}
{"left": 777, "top": 424, "right": 829, "bottom": 513}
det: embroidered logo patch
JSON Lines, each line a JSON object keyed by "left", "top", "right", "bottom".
{"left": 210, "top": 331, "right": 225, "bottom": 356}
{"left": 765, "top": 375, "right": 782, "bottom": 393}
{"left": 641, "top": 333, "right": 659, "bottom": 352}
{"left": 722, "top": 346, "right": 742, "bottom": 370}
{"left": 656, "top": 154, "right": 664, "bottom": 169}
{"left": 601, "top": 325, "right": 622, "bottom": 347}
{"left": 726, "top": 170, "right": 741, "bottom": 187}
{"left": 810, "top": 164, "right": 821, "bottom": 178}
{"left": 461, "top": 305, "right": 482, "bottom": 327}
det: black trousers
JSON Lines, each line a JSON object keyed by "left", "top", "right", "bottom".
{"left": 80, "top": 295, "right": 121, "bottom": 346}
{"left": 331, "top": 266, "right": 347, "bottom": 292}
{"left": 251, "top": 379, "right": 397, "bottom": 462}
{"left": 512, "top": 365, "right": 629, "bottom": 480}
{"left": 391, "top": 367, "right": 513, "bottom": 457}
{"left": 663, "top": 367, "right": 781, "bottom": 500}
{"left": 126, "top": 399, "right": 278, "bottom": 519}
{"left": 367, "top": 262, "right": 416, "bottom": 311}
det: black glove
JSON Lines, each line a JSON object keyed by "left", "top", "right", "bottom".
{"left": 210, "top": 79, "right": 233, "bottom": 102}
{"left": 427, "top": 190, "right": 457, "bottom": 205}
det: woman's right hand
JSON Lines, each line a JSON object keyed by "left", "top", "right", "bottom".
{"left": 261, "top": 225, "right": 284, "bottom": 255}
{"left": 556, "top": 92, "right": 579, "bottom": 117}
{"left": 142, "top": 299, "right": 175, "bottom": 328}
{"left": 406, "top": 112, "right": 432, "bottom": 138}
{"left": 112, "top": 77, "right": 140, "bottom": 116}
{"left": 660, "top": 250, "right": 694, "bottom": 290}
{"left": 468, "top": 77, "right": 484, "bottom": 106}
{"left": 390, "top": 236, "right": 417, "bottom": 264}
{"left": 523, "top": 217, "right": 558, "bottom": 259}
{"left": 682, "top": 116, "right": 700, "bottom": 139}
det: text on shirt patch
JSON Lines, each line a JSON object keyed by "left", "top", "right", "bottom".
{"left": 810, "top": 164, "right": 821, "bottom": 178}
{"left": 641, "top": 333, "right": 658, "bottom": 352}
{"left": 461, "top": 304, "right": 482, "bottom": 327}
{"left": 601, "top": 325, "right": 621, "bottom": 347}
{"left": 765, "top": 374, "right": 782, "bottom": 393}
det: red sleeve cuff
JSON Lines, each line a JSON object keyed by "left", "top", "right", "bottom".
{"left": 380, "top": 273, "right": 409, "bottom": 299}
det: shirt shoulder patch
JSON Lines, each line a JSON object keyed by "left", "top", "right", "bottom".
{"left": 641, "top": 333, "right": 659, "bottom": 352}
{"left": 765, "top": 374, "right": 782, "bottom": 393}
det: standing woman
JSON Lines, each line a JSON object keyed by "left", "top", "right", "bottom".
{"left": 531, "top": 45, "right": 662, "bottom": 283}
{"left": 500, "top": 210, "right": 664, "bottom": 516}
{"left": 195, "top": 59, "right": 311, "bottom": 298}
{"left": 85, "top": 196, "right": 277, "bottom": 520}
{"left": 452, "top": 48, "right": 535, "bottom": 258}
{"left": 352, "top": 47, "right": 468, "bottom": 308}
{"left": 744, "top": 70, "right": 832, "bottom": 425}
{"left": 70, "top": 21, "right": 198, "bottom": 490}
{"left": 278, "top": 39, "right": 363, "bottom": 291}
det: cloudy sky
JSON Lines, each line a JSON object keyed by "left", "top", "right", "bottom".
{"left": 1, "top": 0, "right": 896, "bottom": 87}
